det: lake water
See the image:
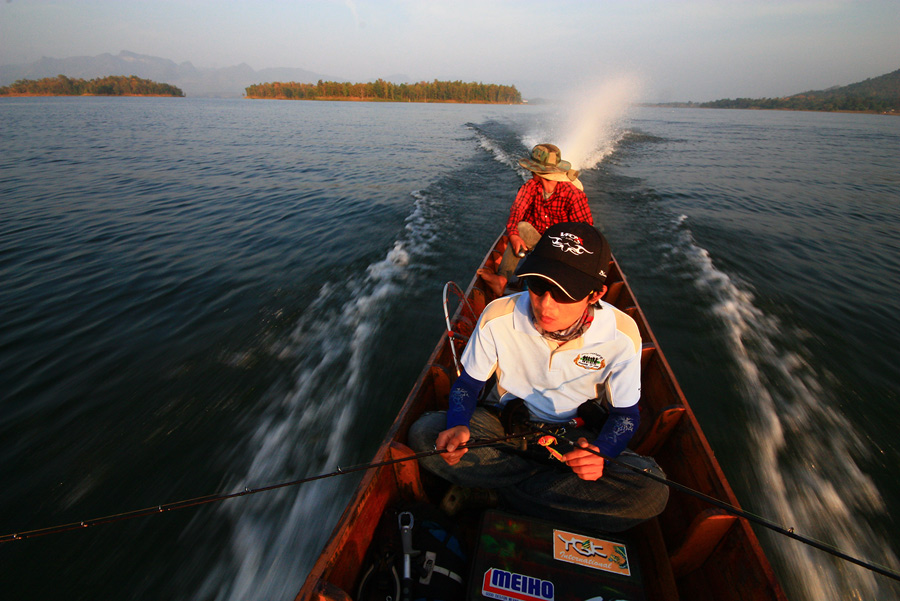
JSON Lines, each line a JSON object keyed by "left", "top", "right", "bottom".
{"left": 1, "top": 96, "right": 898, "bottom": 601}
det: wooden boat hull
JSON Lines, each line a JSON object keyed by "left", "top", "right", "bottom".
{"left": 297, "top": 234, "right": 786, "bottom": 601}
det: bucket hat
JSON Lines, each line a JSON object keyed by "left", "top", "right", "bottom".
{"left": 518, "top": 144, "right": 583, "bottom": 191}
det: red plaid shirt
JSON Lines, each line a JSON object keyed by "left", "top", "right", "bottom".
{"left": 506, "top": 177, "right": 593, "bottom": 237}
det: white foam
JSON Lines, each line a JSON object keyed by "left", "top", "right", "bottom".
{"left": 671, "top": 215, "right": 899, "bottom": 600}
{"left": 199, "top": 188, "right": 443, "bottom": 601}
{"left": 556, "top": 75, "right": 643, "bottom": 170}
{"left": 519, "top": 75, "right": 643, "bottom": 172}
{"left": 472, "top": 129, "right": 520, "bottom": 172}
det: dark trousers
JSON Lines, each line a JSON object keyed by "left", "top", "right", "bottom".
{"left": 408, "top": 408, "right": 669, "bottom": 532}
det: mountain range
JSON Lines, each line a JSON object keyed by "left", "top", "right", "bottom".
{"left": 0, "top": 51, "right": 347, "bottom": 98}
{"left": 4, "top": 51, "right": 896, "bottom": 108}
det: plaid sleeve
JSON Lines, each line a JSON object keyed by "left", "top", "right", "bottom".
{"left": 506, "top": 182, "right": 534, "bottom": 237}
{"left": 565, "top": 186, "right": 593, "bottom": 225}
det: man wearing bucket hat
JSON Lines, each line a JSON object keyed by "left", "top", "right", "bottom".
{"left": 410, "top": 223, "right": 668, "bottom": 531}
{"left": 477, "top": 143, "right": 594, "bottom": 297}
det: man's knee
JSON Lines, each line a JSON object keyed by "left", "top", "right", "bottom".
{"left": 408, "top": 411, "right": 446, "bottom": 452}
{"left": 619, "top": 451, "right": 670, "bottom": 518}
{"left": 517, "top": 221, "right": 541, "bottom": 248}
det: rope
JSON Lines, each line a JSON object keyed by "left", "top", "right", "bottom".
{"left": 535, "top": 425, "right": 900, "bottom": 584}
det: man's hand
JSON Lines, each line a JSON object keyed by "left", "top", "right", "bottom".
{"left": 509, "top": 233, "right": 527, "bottom": 256}
{"left": 435, "top": 425, "right": 471, "bottom": 465}
{"left": 563, "top": 437, "right": 605, "bottom": 481}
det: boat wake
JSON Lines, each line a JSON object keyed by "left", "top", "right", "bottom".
{"left": 192, "top": 190, "right": 444, "bottom": 601}
{"left": 472, "top": 75, "right": 641, "bottom": 181}
{"left": 548, "top": 75, "right": 643, "bottom": 171}
{"left": 667, "top": 214, "right": 900, "bottom": 601}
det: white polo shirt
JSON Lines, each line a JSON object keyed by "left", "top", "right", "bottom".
{"left": 461, "top": 291, "right": 642, "bottom": 422}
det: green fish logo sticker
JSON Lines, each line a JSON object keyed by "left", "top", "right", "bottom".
{"left": 574, "top": 353, "right": 605, "bottom": 370}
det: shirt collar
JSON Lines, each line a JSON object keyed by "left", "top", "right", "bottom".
{"left": 512, "top": 291, "right": 606, "bottom": 340}
{"left": 513, "top": 292, "right": 540, "bottom": 335}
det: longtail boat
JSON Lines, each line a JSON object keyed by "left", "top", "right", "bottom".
{"left": 297, "top": 233, "right": 787, "bottom": 601}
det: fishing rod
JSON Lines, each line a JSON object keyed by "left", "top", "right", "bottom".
{"left": 4, "top": 427, "right": 899, "bottom": 586}
{"left": 0, "top": 431, "right": 528, "bottom": 544}
{"left": 534, "top": 425, "right": 900, "bottom": 584}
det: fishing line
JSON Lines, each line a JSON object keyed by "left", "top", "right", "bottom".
{"left": 4, "top": 427, "right": 898, "bottom": 586}
{"left": 0, "top": 431, "right": 527, "bottom": 544}
{"left": 536, "top": 426, "right": 900, "bottom": 584}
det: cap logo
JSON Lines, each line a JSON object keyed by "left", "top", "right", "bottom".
{"left": 549, "top": 232, "right": 593, "bottom": 256}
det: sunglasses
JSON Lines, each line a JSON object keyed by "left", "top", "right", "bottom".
{"left": 525, "top": 277, "right": 580, "bottom": 304}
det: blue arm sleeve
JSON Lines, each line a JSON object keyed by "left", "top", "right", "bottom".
{"left": 446, "top": 367, "right": 486, "bottom": 429}
{"left": 592, "top": 403, "right": 641, "bottom": 458}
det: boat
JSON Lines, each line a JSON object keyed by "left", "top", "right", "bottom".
{"left": 296, "top": 233, "right": 787, "bottom": 601}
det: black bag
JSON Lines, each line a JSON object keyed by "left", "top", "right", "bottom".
{"left": 357, "top": 503, "right": 467, "bottom": 601}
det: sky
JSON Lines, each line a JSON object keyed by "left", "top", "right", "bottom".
{"left": 1, "top": 0, "right": 898, "bottom": 101}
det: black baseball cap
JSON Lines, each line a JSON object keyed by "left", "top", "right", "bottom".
{"left": 515, "top": 222, "right": 611, "bottom": 301}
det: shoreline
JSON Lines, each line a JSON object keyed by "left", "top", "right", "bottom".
{"left": 645, "top": 103, "right": 898, "bottom": 116}
{"left": 243, "top": 95, "right": 522, "bottom": 104}
{"left": 0, "top": 92, "right": 183, "bottom": 98}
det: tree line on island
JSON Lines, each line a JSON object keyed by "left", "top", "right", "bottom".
{"left": 245, "top": 79, "right": 522, "bottom": 104}
{"left": 0, "top": 75, "right": 185, "bottom": 97}
{"left": 663, "top": 68, "right": 899, "bottom": 114}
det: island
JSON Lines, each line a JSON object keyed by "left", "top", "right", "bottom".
{"left": 0, "top": 75, "right": 185, "bottom": 97}
{"left": 245, "top": 79, "right": 522, "bottom": 104}
{"left": 656, "top": 68, "right": 898, "bottom": 115}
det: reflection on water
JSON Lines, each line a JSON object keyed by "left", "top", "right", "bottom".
{"left": 1, "top": 98, "right": 898, "bottom": 600}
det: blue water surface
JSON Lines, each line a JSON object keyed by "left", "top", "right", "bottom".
{"left": 1, "top": 97, "right": 898, "bottom": 601}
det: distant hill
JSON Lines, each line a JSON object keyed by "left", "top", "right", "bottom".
{"left": 695, "top": 69, "right": 899, "bottom": 114}
{"left": 0, "top": 51, "right": 331, "bottom": 98}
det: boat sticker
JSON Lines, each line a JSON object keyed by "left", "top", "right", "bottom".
{"left": 553, "top": 529, "right": 631, "bottom": 576}
{"left": 574, "top": 353, "right": 605, "bottom": 370}
{"left": 481, "top": 568, "right": 554, "bottom": 601}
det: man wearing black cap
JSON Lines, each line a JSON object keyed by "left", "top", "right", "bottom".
{"left": 409, "top": 222, "right": 668, "bottom": 532}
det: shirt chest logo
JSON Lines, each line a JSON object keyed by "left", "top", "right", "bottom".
{"left": 574, "top": 353, "right": 605, "bottom": 370}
